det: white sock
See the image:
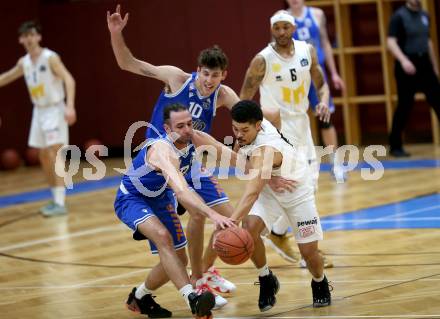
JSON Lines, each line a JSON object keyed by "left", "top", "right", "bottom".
{"left": 52, "top": 186, "right": 65, "bottom": 206}
{"left": 179, "top": 284, "right": 194, "bottom": 308}
{"left": 135, "top": 282, "right": 152, "bottom": 299}
{"left": 313, "top": 274, "right": 325, "bottom": 282}
{"left": 257, "top": 264, "right": 270, "bottom": 277}
{"left": 329, "top": 152, "right": 336, "bottom": 166}
{"left": 206, "top": 265, "right": 216, "bottom": 274}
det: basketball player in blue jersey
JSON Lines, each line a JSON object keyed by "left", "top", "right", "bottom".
{"left": 114, "top": 103, "right": 236, "bottom": 318}
{"left": 287, "top": 0, "right": 347, "bottom": 183}
{"left": 107, "top": 5, "right": 239, "bottom": 308}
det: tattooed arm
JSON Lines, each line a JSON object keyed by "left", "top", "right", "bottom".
{"left": 240, "top": 54, "right": 281, "bottom": 128}
{"left": 240, "top": 54, "right": 266, "bottom": 100}
{"left": 107, "top": 4, "right": 188, "bottom": 86}
{"left": 309, "top": 44, "right": 330, "bottom": 122}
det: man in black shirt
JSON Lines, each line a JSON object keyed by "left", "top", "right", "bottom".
{"left": 387, "top": 0, "right": 440, "bottom": 157}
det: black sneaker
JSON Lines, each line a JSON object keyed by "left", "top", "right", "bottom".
{"left": 311, "top": 276, "right": 332, "bottom": 307}
{"left": 126, "top": 287, "right": 172, "bottom": 318}
{"left": 188, "top": 291, "right": 215, "bottom": 317}
{"left": 256, "top": 270, "right": 280, "bottom": 312}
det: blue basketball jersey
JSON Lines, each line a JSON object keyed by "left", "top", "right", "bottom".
{"left": 293, "top": 7, "right": 325, "bottom": 66}
{"left": 121, "top": 138, "right": 195, "bottom": 197}
{"left": 146, "top": 72, "right": 219, "bottom": 139}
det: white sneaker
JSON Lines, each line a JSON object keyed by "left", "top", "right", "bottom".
{"left": 195, "top": 277, "right": 228, "bottom": 310}
{"left": 332, "top": 165, "right": 347, "bottom": 184}
{"left": 204, "top": 266, "right": 236, "bottom": 294}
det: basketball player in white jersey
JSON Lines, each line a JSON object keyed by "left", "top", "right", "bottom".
{"left": 287, "top": 0, "right": 346, "bottom": 183}
{"left": 229, "top": 100, "right": 331, "bottom": 310}
{"left": 0, "top": 21, "right": 76, "bottom": 216}
{"left": 239, "top": 11, "right": 333, "bottom": 268}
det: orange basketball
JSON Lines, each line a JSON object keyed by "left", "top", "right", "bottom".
{"left": 0, "top": 149, "right": 22, "bottom": 170}
{"left": 213, "top": 227, "right": 254, "bottom": 265}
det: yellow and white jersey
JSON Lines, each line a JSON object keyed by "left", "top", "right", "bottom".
{"left": 259, "top": 40, "right": 312, "bottom": 116}
{"left": 238, "top": 119, "right": 310, "bottom": 184}
{"left": 22, "top": 48, "right": 65, "bottom": 107}
{"left": 258, "top": 40, "right": 315, "bottom": 160}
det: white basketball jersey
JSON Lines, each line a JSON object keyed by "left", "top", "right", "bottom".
{"left": 22, "top": 48, "right": 65, "bottom": 107}
{"left": 239, "top": 119, "right": 310, "bottom": 184}
{"left": 258, "top": 40, "right": 316, "bottom": 160}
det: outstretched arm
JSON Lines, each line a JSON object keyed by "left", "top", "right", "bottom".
{"left": 148, "top": 142, "right": 236, "bottom": 229}
{"left": 218, "top": 85, "right": 240, "bottom": 110}
{"left": 107, "top": 4, "right": 188, "bottom": 85}
{"left": 191, "top": 130, "right": 247, "bottom": 168}
{"left": 0, "top": 59, "right": 23, "bottom": 88}
{"left": 231, "top": 147, "right": 274, "bottom": 222}
{"left": 49, "top": 54, "right": 76, "bottom": 125}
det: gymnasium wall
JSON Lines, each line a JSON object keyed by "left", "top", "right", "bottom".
{"left": 0, "top": 0, "right": 439, "bottom": 155}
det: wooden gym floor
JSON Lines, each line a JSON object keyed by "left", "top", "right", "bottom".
{"left": 0, "top": 144, "right": 439, "bottom": 319}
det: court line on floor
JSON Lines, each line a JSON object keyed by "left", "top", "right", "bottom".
{"left": 322, "top": 201, "right": 440, "bottom": 231}
{"left": 1, "top": 249, "right": 440, "bottom": 269}
{"left": 2, "top": 277, "right": 440, "bottom": 289}
{"left": 2, "top": 195, "right": 439, "bottom": 254}
{"left": 177, "top": 316, "right": 440, "bottom": 319}
{"left": 324, "top": 216, "right": 440, "bottom": 224}
{"left": 69, "top": 269, "right": 146, "bottom": 288}
{"left": 268, "top": 271, "right": 440, "bottom": 318}
{"left": 1, "top": 158, "right": 439, "bottom": 210}
{"left": 0, "top": 224, "right": 124, "bottom": 252}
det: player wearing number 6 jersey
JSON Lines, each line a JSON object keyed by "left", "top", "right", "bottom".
{"left": 107, "top": 4, "right": 238, "bottom": 309}
{"left": 239, "top": 10, "right": 331, "bottom": 268}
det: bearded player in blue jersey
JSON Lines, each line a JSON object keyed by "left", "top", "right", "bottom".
{"left": 114, "top": 103, "right": 237, "bottom": 318}
{"left": 107, "top": 4, "right": 239, "bottom": 309}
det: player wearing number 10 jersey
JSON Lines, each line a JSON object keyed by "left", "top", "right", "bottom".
{"left": 107, "top": 4, "right": 240, "bottom": 309}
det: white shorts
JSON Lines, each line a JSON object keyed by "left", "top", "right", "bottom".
{"left": 28, "top": 102, "right": 68, "bottom": 148}
{"left": 250, "top": 184, "right": 323, "bottom": 244}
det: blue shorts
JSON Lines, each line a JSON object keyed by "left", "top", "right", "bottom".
{"left": 185, "top": 162, "right": 229, "bottom": 207}
{"left": 114, "top": 187, "right": 187, "bottom": 254}
{"left": 309, "top": 64, "right": 335, "bottom": 113}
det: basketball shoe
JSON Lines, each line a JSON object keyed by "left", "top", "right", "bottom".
{"left": 256, "top": 270, "right": 279, "bottom": 312}
{"left": 125, "top": 287, "right": 172, "bottom": 317}
{"left": 196, "top": 277, "right": 228, "bottom": 309}
{"left": 188, "top": 291, "right": 215, "bottom": 318}
{"left": 40, "top": 202, "right": 67, "bottom": 217}
{"left": 204, "top": 266, "right": 236, "bottom": 294}
{"left": 311, "top": 276, "right": 332, "bottom": 307}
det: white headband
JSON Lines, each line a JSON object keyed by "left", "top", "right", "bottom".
{"left": 270, "top": 11, "right": 296, "bottom": 27}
